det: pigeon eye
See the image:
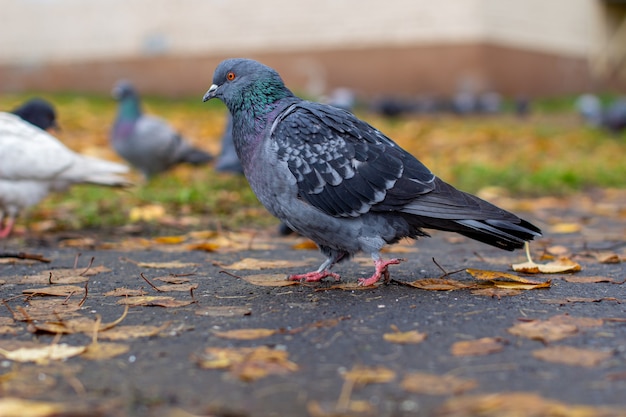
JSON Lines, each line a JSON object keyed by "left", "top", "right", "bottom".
{"left": 226, "top": 71, "right": 236, "bottom": 81}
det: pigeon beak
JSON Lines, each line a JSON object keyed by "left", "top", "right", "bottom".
{"left": 203, "top": 84, "right": 219, "bottom": 102}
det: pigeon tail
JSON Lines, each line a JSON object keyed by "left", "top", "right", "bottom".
{"left": 179, "top": 148, "right": 213, "bottom": 165}
{"left": 61, "top": 156, "right": 132, "bottom": 188}
{"left": 450, "top": 218, "right": 541, "bottom": 251}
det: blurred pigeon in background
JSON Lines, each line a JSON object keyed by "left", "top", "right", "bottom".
{"left": 215, "top": 115, "right": 243, "bottom": 174}
{"left": 111, "top": 80, "right": 213, "bottom": 179}
{"left": 11, "top": 98, "right": 59, "bottom": 131}
{"left": 575, "top": 94, "right": 626, "bottom": 134}
{"left": 202, "top": 58, "right": 541, "bottom": 286}
{"left": 0, "top": 112, "right": 130, "bottom": 238}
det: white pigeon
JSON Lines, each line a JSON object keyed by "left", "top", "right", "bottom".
{"left": 0, "top": 112, "right": 131, "bottom": 238}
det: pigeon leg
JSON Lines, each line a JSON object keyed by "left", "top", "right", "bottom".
{"left": 288, "top": 254, "right": 342, "bottom": 282}
{"left": 358, "top": 257, "right": 403, "bottom": 287}
{"left": 0, "top": 217, "right": 15, "bottom": 239}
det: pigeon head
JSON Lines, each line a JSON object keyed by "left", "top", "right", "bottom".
{"left": 11, "top": 98, "right": 58, "bottom": 131}
{"left": 203, "top": 58, "right": 294, "bottom": 113}
{"left": 112, "top": 80, "right": 142, "bottom": 120}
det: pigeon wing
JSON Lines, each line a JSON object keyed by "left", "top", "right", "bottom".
{"left": 272, "top": 102, "right": 436, "bottom": 218}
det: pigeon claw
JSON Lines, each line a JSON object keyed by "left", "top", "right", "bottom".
{"left": 288, "top": 270, "right": 341, "bottom": 283}
{"left": 357, "top": 258, "right": 404, "bottom": 287}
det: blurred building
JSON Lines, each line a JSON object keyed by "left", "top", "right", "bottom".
{"left": 1, "top": 0, "right": 625, "bottom": 97}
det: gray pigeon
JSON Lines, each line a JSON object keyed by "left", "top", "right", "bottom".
{"left": 0, "top": 112, "right": 130, "bottom": 238}
{"left": 111, "top": 80, "right": 213, "bottom": 179}
{"left": 11, "top": 98, "right": 59, "bottom": 131}
{"left": 202, "top": 59, "right": 541, "bottom": 286}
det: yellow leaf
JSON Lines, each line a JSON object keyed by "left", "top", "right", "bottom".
{"left": 383, "top": 329, "right": 427, "bottom": 344}
{"left": 549, "top": 222, "right": 582, "bottom": 234}
{"left": 187, "top": 242, "right": 220, "bottom": 252}
{"left": 129, "top": 204, "right": 166, "bottom": 222}
{"left": 533, "top": 346, "right": 613, "bottom": 367}
{"left": 81, "top": 342, "right": 130, "bottom": 360}
{"left": 219, "top": 258, "right": 313, "bottom": 270}
{"left": 451, "top": 337, "right": 506, "bottom": 356}
{"left": 406, "top": 278, "right": 470, "bottom": 291}
{"left": 0, "top": 343, "right": 86, "bottom": 364}
{"left": 240, "top": 273, "right": 300, "bottom": 287}
{"left": 0, "top": 398, "right": 66, "bottom": 417}
{"left": 292, "top": 240, "right": 318, "bottom": 250}
{"left": 195, "top": 306, "right": 252, "bottom": 317}
{"left": 508, "top": 320, "right": 578, "bottom": 343}
{"left": 116, "top": 296, "right": 194, "bottom": 308}
{"left": 342, "top": 365, "right": 396, "bottom": 386}
{"left": 98, "top": 323, "right": 171, "bottom": 340}
{"left": 135, "top": 260, "right": 199, "bottom": 269}
{"left": 400, "top": 372, "right": 477, "bottom": 395}
{"left": 197, "top": 346, "right": 298, "bottom": 381}
{"left": 213, "top": 328, "right": 277, "bottom": 340}
{"left": 153, "top": 235, "right": 186, "bottom": 244}
{"left": 512, "top": 243, "right": 581, "bottom": 274}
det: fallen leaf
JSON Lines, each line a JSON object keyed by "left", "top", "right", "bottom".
{"left": 542, "top": 297, "right": 621, "bottom": 305}
{"left": 342, "top": 365, "right": 396, "bottom": 386}
{"left": 213, "top": 328, "right": 277, "bottom": 340}
{"left": 533, "top": 345, "right": 613, "bottom": 367}
{"left": 129, "top": 204, "right": 166, "bottom": 222}
{"left": 307, "top": 399, "right": 375, "bottom": 417}
{"left": 154, "top": 276, "right": 191, "bottom": 284}
{"left": 470, "top": 288, "right": 523, "bottom": 297}
{"left": 239, "top": 273, "right": 300, "bottom": 287}
{"left": 187, "top": 242, "right": 220, "bottom": 252}
{"left": 437, "top": 391, "right": 625, "bottom": 417}
{"left": 383, "top": 329, "right": 427, "bottom": 344}
{"left": 0, "top": 398, "right": 67, "bottom": 417}
{"left": 400, "top": 372, "right": 477, "bottom": 395}
{"left": 104, "top": 288, "right": 148, "bottom": 297}
{"left": 11, "top": 299, "right": 82, "bottom": 321}
{"left": 117, "top": 296, "right": 194, "bottom": 308}
{"left": 197, "top": 346, "right": 298, "bottom": 381}
{"left": 451, "top": 337, "right": 506, "bottom": 356}
{"left": 507, "top": 320, "right": 578, "bottom": 343}
{"left": 512, "top": 243, "right": 581, "bottom": 274}
{"left": 22, "top": 285, "right": 84, "bottom": 297}
{"left": 0, "top": 343, "right": 86, "bottom": 364}
{"left": 406, "top": 278, "right": 470, "bottom": 291}
{"left": 154, "top": 283, "right": 198, "bottom": 292}
{"left": 594, "top": 252, "right": 621, "bottom": 264}
{"left": 81, "top": 342, "right": 130, "bottom": 360}
{"left": 292, "top": 240, "right": 318, "bottom": 250}
{"left": 98, "top": 323, "right": 171, "bottom": 340}
{"left": 219, "top": 258, "right": 313, "bottom": 270}
{"left": 561, "top": 276, "right": 624, "bottom": 284}
{"left": 152, "top": 235, "right": 186, "bottom": 245}
{"left": 549, "top": 222, "right": 582, "bottom": 234}
{"left": 195, "top": 306, "right": 252, "bottom": 317}
{"left": 135, "top": 261, "right": 199, "bottom": 269}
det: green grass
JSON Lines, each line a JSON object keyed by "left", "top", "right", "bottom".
{"left": 2, "top": 93, "right": 625, "bottom": 233}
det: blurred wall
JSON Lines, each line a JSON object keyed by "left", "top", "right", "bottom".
{"left": 0, "top": 0, "right": 621, "bottom": 97}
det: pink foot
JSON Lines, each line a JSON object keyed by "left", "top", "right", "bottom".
{"left": 288, "top": 270, "right": 341, "bottom": 283}
{"left": 358, "top": 258, "right": 403, "bottom": 287}
{"left": 0, "top": 218, "right": 14, "bottom": 239}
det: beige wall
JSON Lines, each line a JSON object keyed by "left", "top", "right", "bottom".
{"left": 0, "top": 0, "right": 603, "bottom": 65}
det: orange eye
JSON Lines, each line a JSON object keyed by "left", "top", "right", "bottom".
{"left": 226, "top": 71, "right": 236, "bottom": 81}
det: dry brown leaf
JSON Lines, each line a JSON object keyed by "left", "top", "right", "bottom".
{"left": 451, "top": 337, "right": 506, "bottom": 356}
{"left": 22, "top": 285, "right": 84, "bottom": 297}
{"left": 98, "top": 323, "right": 171, "bottom": 340}
{"left": 549, "top": 222, "right": 582, "bottom": 234}
{"left": 213, "top": 328, "right": 277, "bottom": 340}
{"left": 406, "top": 278, "right": 470, "bottom": 291}
{"left": 533, "top": 345, "right": 613, "bottom": 367}
{"left": 512, "top": 243, "right": 581, "bottom": 274}
{"left": 383, "top": 329, "right": 427, "bottom": 344}
{"left": 154, "top": 276, "right": 191, "bottom": 284}
{"left": 155, "top": 283, "right": 199, "bottom": 292}
{"left": 307, "top": 399, "right": 375, "bottom": 417}
{"left": 81, "top": 342, "right": 130, "bottom": 360}
{"left": 0, "top": 343, "right": 86, "bottom": 364}
{"left": 197, "top": 346, "right": 298, "bottom": 381}
{"left": 239, "top": 273, "right": 299, "bottom": 287}
{"left": 19, "top": 265, "right": 110, "bottom": 284}
{"left": 594, "top": 252, "right": 621, "bottom": 264}
{"left": 152, "top": 235, "right": 186, "bottom": 245}
{"left": 195, "top": 306, "right": 252, "bottom": 317}
{"left": 470, "top": 288, "right": 523, "bottom": 297}
{"left": 562, "top": 275, "right": 624, "bottom": 284}
{"left": 104, "top": 288, "right": 148, "bottom": 297}
{"left": 507, "top": 320, "right": 578, "bottom": 343}
{"left": 437, "top": 391, "right": 625, "bottom": 417}
{"left": 0, "top": 398, "right": 68, "bottom": 417}
{"left": 12, "top": 299, "right": 82, "bottom": 321}
{"left": 187, "top": 242, "right": 220, "bottom": 252}
{"left": 135, "top": 260, "right": 199, "bottom": 269}
{"left": 400, "top": 372, "right": 477, "bottom": 395}
{"left": 219, "top": 258, "right": 313, "bottom": 270}
{"left": 116, "top": 296, "right": 194, "bottom": 307}
{"left": 547, "top": 314, "right": 604, "bottom": 328}
{"left": 342, "top": 365, "right": 396, "bottom": 386}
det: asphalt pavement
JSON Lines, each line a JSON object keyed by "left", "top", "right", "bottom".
{"left": 0, "top": 190, "right": 625, "bottom": 417}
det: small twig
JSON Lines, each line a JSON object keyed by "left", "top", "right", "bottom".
{"left": 0, "top": 252, "right": 50, "bottom": 263}
{"left": 73, "top": 253, "right": 81, "bottom": 270}
{"left": 78, "top": 280, "right": 89, "bottom": 307}
{"left": 79, "top": 257, "right": 95, "bottom": 276}
{"left": 61, "top": 291, "right": 76, "bottom": 305}
{"left": 431, "top": 257, "right": 465, "bottom": 279}
{"left": 190, "top": 286, "right": 196, "bottom": 303}
{"left": 219, "top": 270, "right": 242, "bottom": 279}
{"left": 140, "top": 273, "right": 164, "bottom": 292}
{"left": 48, "top": 272, "right": 55, "bottom": 285}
